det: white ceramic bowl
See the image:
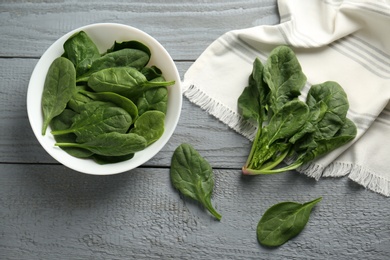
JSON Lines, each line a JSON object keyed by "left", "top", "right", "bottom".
{"left": 27, "top": 23, "right": 182, "bottom": 175}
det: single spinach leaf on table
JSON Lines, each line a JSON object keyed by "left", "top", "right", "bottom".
{"left": 130, "top": 110, "right": 165, "bottom": 146}
{"left": 257, "top": 197, "right": 322, "bottom": 247}
{"left": 77, "top": 48, "right": 150, "bottom": 82}
{"left": 50, "top": 109, "right": 94, "bottom": 158}
{"left": 55, "top": 132, "right": 147, "bottom": 156}
{"left": 170, "top": 143, "right": 222, "bottom": 221}
{"left": 63, "top": 31, "right": 101, "bottom": 76}
{"left": 51, "top": 101, "right": 132, "bottom": 143}
{"left": 87, "top": 67, "right": 175, "bottom": 98}
{"left": 42, "top": 57, "right": 77, "bottom": 135}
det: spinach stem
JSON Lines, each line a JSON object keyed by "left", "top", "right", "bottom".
{"left": 144, "top": 80, "right": 175, "bottom": 87}
{"left": 259, "top": 148, "right": 290, "bottom": 171}
{"left": 243, "top": 161, "right": 303, "bottom": 175}
{"left": 55, "top": 142, "right": 80, "bottom": 148}
{"left": 204, "top": 200, "right": 222, "bottom": 221}
{"left": 51, "top": 129, "right": 74, "bottom": 136}
{"left": 244, "top": 127, "right": 262, "bottom": 168}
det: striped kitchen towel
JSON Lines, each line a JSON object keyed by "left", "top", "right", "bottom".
{"left": 182, "top": 0, "right": 390, "bottom": 196}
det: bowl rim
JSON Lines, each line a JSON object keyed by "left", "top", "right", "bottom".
{"left": 27, "top": 22, "right": 182, "bottom": 175}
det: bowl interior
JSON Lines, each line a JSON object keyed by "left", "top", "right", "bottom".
{"left": 27, "top": 23, "right": 182, "bottom": 175}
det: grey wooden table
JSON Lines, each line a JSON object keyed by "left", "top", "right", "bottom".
{"left": 1, "top": 1, "right": 389, "bottom": 259}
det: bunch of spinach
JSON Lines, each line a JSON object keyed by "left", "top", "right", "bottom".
{"left": 238, "top": 46, "right": 357, "bottom": 175}
{"left": 41, "top": 30, "right": 175, "bottom": 164}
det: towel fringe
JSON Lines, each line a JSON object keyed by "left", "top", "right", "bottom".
{"left": 348, "top": 165, "right": 390, "bottom": 197}
{"left": 183, "top": 84, "right": 257, "bottom": 140}
{"left": 297, "top": 161, "right": 390, "bottom": 196}
{"left": 296, "top": 163, "right": 324, "bottom": 180}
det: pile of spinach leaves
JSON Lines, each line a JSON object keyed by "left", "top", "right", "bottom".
{"left": 41, "top": 31, "right": 175, "bottom": 164}
{"left": 238, "top": 46, "right": 357, "bottom": 175}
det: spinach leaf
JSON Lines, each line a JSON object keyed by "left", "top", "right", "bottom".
{"left": 50, "top": 109, "right": 94, "bottom": 158}
{"left": 87, "top": 67, "right": 175, "bottom": 98}
{"left": 63, "top": 31, "right": 101, "bottom": 76}
{"left": 130, "top": 111, "right": 165, "bottom": 146}
{"left": 298, "top": 118, "right": 357, "bottom": 165}
{"left": 238, "top": 58, "right": 268, "bottom": 124}
{"left": 67, "top": 91, "right": 93, "bottom": 113}
{"left": 170, "top": 143, "right": 222, "bottom": 221}
{"left": 306, "top": 81, "right": 349, "bottom": 139}
{"left": 42, "top": 57, "right": 77, "bottom": 135}
{"left": 92, "top": 153, "right": 135, "bottom": 165}
{"left": 264, "top": 100, "right": 309, "bottom": 146}
{"left": 263, "top": 46, "right": 306, "bottom": 113}
{"left": 77, "top": 48, "right": 150, "bottom": 82}
{"left": 51, "top": 101, "right": 132, "bottom": 143}
{"left": 136, "top": 87, "right": 168, "bottom": 116}
{"left": 141, "top": 66, "right": 163, "bottom": 81}
{"left": 106, "top": 40, "right": 151, "bottom": 58}
{"left": 80, "top": 90, "right": 138, "bottom": 122}
{"left": 257, "top": 197, "right": 322, "bottom": 247}
{"left": 55, "top": 132, "right": 147, "bottom": 156}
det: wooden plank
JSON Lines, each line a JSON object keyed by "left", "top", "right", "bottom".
{"left": 0, "top": 0, "right": 279, "bottom": 59}
{"left": 1, "top": 164, "right": 389, "bottom": 259}
{"left": 0, "top": 58, "right": 250, "bottom": 167}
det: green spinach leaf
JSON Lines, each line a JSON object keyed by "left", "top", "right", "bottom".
{"left": 136, "top": 87, "right": 168, "bottom": 116}
{"left": 77, "top": 48, "right": 150, "bottom": 82}
{"left": 80, "top": 90, "right": 138, "bottom": 122}
{"left": 55, "top": 132, "right": 147, "bottom": 156}
{"left": 87, "top": 67, "right": 175, "bottom": 98}
{"left": 141, "top": 66, "right": 163, "bottom": 81}
{"left": 92, "top": 153, "right": 135, "bottom": 165}
{"left": 106, "top": 40, "right": 151, "bottom": 58}
{"left": 265, "top": 100, "right": 309, "bottom": 147}
{"left": 51, "top": 101, "right": 132, "bottom": 143}
{"left": 257, "top": 197, "right": 322, "bottom": 247}
{"left": 42, "top": 57, "right": 77, "bottom": 135}
{"left": 238, "top": 58, "right": 268, "bottom": 124}
{"left": 63, "top": 31, "right": 101, "bottom": 76}
{"left": 263, "top": 46, "right": 306, "bottom": 113}
{"left": 306, "top": 81, "right": 349, "bottom": 139}
{"left": 170, "top": 143, "right": 222, "bottom": 221}
{"left": 50, "top": 109, "right": 94, "bottom": 158}
{"left": 130, "top": 111, "right": 165, "bottom": 146}
{"left": 67, "top": 91, "right": 93, "bottom": 113}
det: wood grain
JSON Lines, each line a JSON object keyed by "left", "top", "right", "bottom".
{"left": 1, "top": 164, "right": 389, "bottom": 259}
{"left": 0, "top": 0, "right": 279, "bottom": 59}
